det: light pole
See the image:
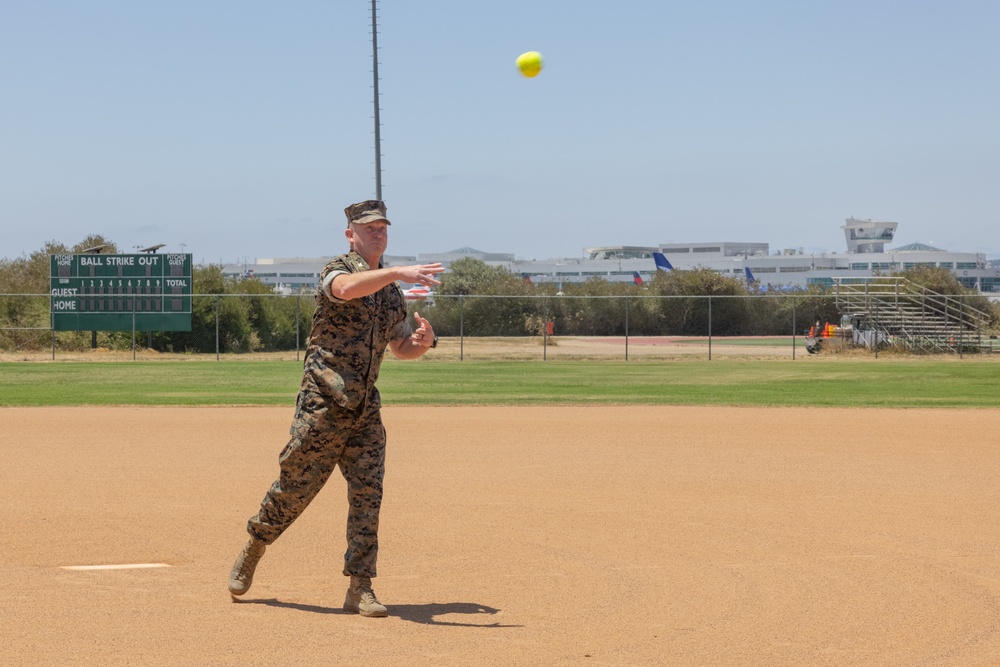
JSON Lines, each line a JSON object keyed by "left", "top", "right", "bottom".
{"left": 371, "top": 0, "right": 382, "bottom": 199}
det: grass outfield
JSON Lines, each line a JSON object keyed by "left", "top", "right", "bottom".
{"left": 0, "top": 359, "right": 998, "bottom": 408}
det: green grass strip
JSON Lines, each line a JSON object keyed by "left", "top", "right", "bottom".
{"left": 1, "top": 359, "right": 998, "bottom": 408}
{"left": 0, "top": 362, "right": 301, "bottom": 407}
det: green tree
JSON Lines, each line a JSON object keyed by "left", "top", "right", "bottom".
{"left": 152, "top": 265, "right": 249, "bottom": 353}
{"left": 0, "top": 236, "right": 322, "bottom": 354}
{"left": 552, "top": 278, "right": 644, "bottom": 336}
{"left": 647, "top": 268, "right": 750, "bottom": 335}
{"left": 240, "top": 278, "right": 313, "bottom": 351}
{"left": 423, "top": 258, "right": 539, "bottom": 336}
{"left": 0, "top": 236, "right": 123, "bottom": 351}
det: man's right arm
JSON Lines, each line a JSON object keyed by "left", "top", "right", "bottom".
{"left": 327, "top": 263, "right": 444, "bottom": 301}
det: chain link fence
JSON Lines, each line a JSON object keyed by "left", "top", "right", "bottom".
{"left": 2, "top": 292, "right": 997, "bottom": 361}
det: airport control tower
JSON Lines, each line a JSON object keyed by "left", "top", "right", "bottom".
{"left": 842, "top": 217, "right": 898, "bottom": 254}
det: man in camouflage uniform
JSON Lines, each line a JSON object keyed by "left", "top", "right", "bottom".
{"left": 228, "top": 200, "right": 444, "bottom": 617}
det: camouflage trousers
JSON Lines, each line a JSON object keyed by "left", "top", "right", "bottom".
{"left": 247, "top": 390, "right": 386, "bottom": 578}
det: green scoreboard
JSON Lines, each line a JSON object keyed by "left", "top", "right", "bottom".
{"left": 50, "top": 253, "right": 193, "bottom": 331}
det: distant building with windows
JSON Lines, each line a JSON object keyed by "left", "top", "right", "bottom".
{"left": 221, "top": 218, "right": 999, "bottom": 294}
{"left": 842, "top": 217, "right": 897, "bottom": 254}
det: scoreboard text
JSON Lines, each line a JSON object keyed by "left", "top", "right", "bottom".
{"left": 50, "top": 253, "right": 193, "bottom": 332}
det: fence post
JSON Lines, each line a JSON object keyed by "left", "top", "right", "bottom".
{"left": 215, "top": 296, "right": 220, "bottom": 361}
{"left": 131, "top": 308, "right": 136, "bottom": 362}
{"left": 708, "top": 296, "right": 712, "bottom": 361}
{"left": 295, "top": 294, "right": 301, "bottom": 362}
{"left": 459, "top": 295, "right": 465, "bottom": 361}
{"left": 624, "top": 296, "right": 630, "bottom": 361}
{"left": 959, "top": 299, "right": 964, "bottom": 359}
{"left": 791, "top": 296, "right": 797, "bottom": 360}
{"left": 874, "top": 297, "right": 879, "bottom": 360}
{"left": 542, "top": 296, "right": 548, "bottom": 361}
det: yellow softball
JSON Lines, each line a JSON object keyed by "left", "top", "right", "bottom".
{"left": 516, "top": 51, "right": 543, "bottom": 78}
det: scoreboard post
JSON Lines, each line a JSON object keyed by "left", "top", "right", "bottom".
{"left": 50, "top": 253, "right": 193, "bottom": 332}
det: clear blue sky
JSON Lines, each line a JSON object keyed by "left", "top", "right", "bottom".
{"left": 2, "top": 1, "right": 998, "bottom": 265}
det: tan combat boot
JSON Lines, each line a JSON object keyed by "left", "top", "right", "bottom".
{"left": 228, "top": 537, "right": 266, "bottom": 597}
{"left": 343, "top": 575, "right": 388, "bottom": 617}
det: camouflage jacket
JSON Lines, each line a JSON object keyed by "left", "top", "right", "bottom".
{"left": 300, "top": 252, "right": 410, "bottom": 411}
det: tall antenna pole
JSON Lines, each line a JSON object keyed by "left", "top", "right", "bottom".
{"left": 371, "top": 0, "right": 382, "bottom": 200}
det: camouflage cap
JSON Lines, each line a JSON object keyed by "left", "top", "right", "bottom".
{"left": 344, "top": 200, "right": 391, "bottom": 227}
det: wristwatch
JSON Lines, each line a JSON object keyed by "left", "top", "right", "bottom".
{"left": 430, "top": 335, "right": 438, "bottom": 349}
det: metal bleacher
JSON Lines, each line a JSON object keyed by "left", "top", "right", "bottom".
{"left": 832, "top": 277, "right": 991, "bottom": 353}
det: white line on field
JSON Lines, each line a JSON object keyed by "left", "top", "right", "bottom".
{"left": 60, "top": 563, "right": 172, "bottom": 571}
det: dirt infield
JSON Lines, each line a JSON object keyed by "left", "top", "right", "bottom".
{"left": 3, "top": 405, "right": 999, "bottom": 666}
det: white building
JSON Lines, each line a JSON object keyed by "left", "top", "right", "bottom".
{"left": 221, "top": 218, "right": 999, "bottom": 294}
{"left": 842, "top": 217, "right": 897, "bottom": 254}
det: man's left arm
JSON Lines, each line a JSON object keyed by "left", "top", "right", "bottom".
{"left": 389, "top": 311, "right": 436, "bottom": 360}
